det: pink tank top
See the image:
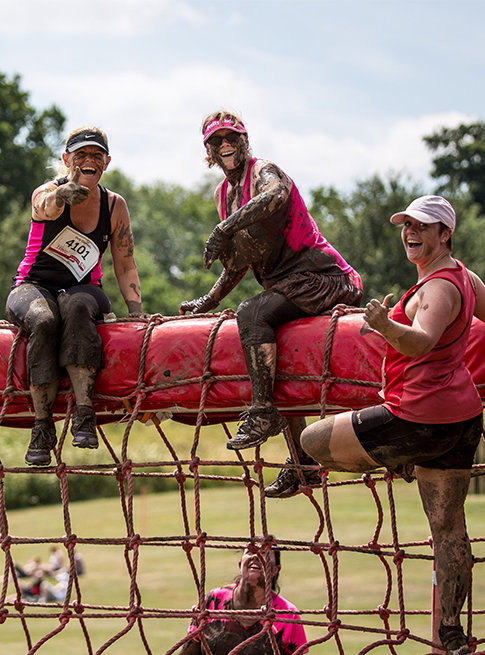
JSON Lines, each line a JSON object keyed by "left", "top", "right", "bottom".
{"left": 220, "top": 158, "right": 360, "bottom": 285}
{"left": 383, "top": 260, "right": 482, "bottom": 423}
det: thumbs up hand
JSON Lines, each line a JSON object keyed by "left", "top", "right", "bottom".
{"left": 55, "top": 166, "right": 90, "bottom": 207}
{"left": 364, "top": 293, "right": 394, "bottom": 332}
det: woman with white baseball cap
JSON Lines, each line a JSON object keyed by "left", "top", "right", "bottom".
{"left": 390, "top": 194, "right": 456, "bottom": 231}
{"left": 301, "top": 195, "right": 485, "bottom": 655}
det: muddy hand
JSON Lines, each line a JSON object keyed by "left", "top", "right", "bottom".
{"left": 203, "top": 224, "right": 230, "bottom": 269}
{"left": 179, "top": 294, "right": 218, "bottom": 315}
{"left": 55, "top": 167, "right": 90, "bottom": 206}
{"left": 364, "top": 293, "right": 394, "bottom": 332}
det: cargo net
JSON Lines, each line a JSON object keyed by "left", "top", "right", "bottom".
{"left": 0, "top": 308, "right": 484, "bottom": 655}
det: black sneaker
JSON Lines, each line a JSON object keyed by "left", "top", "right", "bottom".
{"left": 71, "top": 405, "right": 98, "bottom": 449}
{"left": 264, "top": 457, "right": 322, "bottom": 498}
{"left": 25, "top": 418, "right": 57, "bottom": 466}
{"left": 439, "top": 623, "right": 471, "bottom": 655}
{"left": 226, "top": 406, "right": 287, "bottom": 450}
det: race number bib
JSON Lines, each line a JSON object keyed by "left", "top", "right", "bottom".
{"left": 44, "top": 226, "right": 100, "bottom": 282}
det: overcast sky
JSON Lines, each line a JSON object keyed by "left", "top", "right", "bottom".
{"left": 1, "top": 0, "right": 483, "bottom": 199}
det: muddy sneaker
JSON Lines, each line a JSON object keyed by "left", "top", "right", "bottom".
{"left": 439, "top": 623, "right": 471, "bottom": 655}
{"left": 264, "top": 457, "right": 322, "bottom": 498}
{"left": 71, "top": 405, "right": 98, "bottom": 449}
{"left": 25, "top": 418, "right": 57, "bottom": 466}
{"left": 226, "top": 406, "right": 287, "bottom": 450}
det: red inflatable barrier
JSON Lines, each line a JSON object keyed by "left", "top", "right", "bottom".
{"left": 1, "top": 308, "right": 485, "bottom": 428}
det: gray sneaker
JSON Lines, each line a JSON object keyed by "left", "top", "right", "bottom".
{"left": 265, "top": 458, "right": 322, "bottom": 498}
{"left": 71, "top": 405, "right": 98, "bottom": 449}
{"left": 25, "top": 418, "right": 57, "bottom": 466}
{"left": 439, "top": 623, "right": 471, "bottom": 655}
{"left": 226, "top": 406, "right": 287, "bottom": 450}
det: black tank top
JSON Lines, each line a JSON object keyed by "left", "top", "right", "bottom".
{"left": 14, "top": 178, "right": 113, "bottom": 292}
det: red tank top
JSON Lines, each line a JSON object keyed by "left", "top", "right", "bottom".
{"left": 383, "top": 260, "right": 482, "bottom": 423}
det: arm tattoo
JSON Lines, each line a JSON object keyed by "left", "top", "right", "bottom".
{"left": 129, "top": 283, "right": 141, "bottom": 298}
{"left": 115, "top": 222, "right": 135, "bottom": 257}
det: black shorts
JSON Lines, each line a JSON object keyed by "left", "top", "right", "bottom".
{"left": 352, "top": 405, "right": 483, "bottom": 470}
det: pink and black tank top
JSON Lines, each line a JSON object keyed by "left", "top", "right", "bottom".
{"left": 383, "top": 260, "right": 482, "bottom": 423}
{"left": 14, "top": 179, "right": 114, "bottom": 293}
{"left": 220, "top": 158, "right": 359, "bottom": 286}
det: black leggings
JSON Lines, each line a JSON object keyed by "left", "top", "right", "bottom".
{"left": 236, "top": 290, "right": 309, "bottom": 347}
{"left": 6, "top": 283, "right": 110, "bottom": 386}
{"left": 236, "top": 272, "right": 362, "bottom": 347}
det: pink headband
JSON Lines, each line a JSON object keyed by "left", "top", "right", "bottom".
{"left": 203, "top": 118, "right": 247, "bottom": 144}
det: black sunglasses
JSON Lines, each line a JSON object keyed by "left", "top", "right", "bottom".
{"left": 207, "top": 132, "right": 242, "bottom": 147}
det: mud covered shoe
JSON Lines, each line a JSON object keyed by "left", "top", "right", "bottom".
{"left": 226, "top": 406, "right": 287, "bottom": 450}
{"left": 71, "top": 405, "right": 98, "bottom": 449}
{"left": 264, "top": 457, "right": 322, "bottom": 498}
{"left": 25, "top": 418, "right": 57, "bottom": 466}
{"left": 439, "top": 623, "right": 471, "bottom": 655}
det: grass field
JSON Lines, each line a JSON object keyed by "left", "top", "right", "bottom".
{"left": 1, "top": 419, "right": 485, "bottom": 654}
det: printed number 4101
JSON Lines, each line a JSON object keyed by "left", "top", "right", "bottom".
{"left": 65, "top": 239, "right": 90, "bottom": 260}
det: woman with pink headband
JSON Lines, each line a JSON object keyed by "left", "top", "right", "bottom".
{"left": 179, "top": 110, "right": 362, "bottom": 498}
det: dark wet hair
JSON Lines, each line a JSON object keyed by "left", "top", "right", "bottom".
{"left": 439, "top": 222, "right": 453, "bottom": 251}
{"left": 272, "top": 548, "right": 281, "bottom": 592}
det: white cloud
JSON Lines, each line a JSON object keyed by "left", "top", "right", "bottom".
{"left": 257, "top": 111, "right": 476, "bottom": 198}
{"left": 31, "top": 66, "right": 265, "bottom": 188}
{"left": 0, "top": 0, "right": 202, "bottom": 36}
{"left": 21, "top": 63, "right": 478, "bottom": 198}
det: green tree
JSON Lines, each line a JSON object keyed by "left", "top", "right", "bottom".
{"left": 448, "top": 196, "right": 485, "bottom": 280}
{"left": 0, "top": 72, "right": 65, "bottom": 216}
{"left": 0, "top": 203, "right": 32, "bottom": 312}
{"left": 309, "top": 175, "right": 423, "bottom": 303}
{"left": 101, "top": 170, "right": 260, "bottom": 316}
{"left": 424, "top": 122, "right": 485, "bottom": 211}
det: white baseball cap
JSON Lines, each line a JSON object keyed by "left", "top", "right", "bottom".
{"left": 390, "top": 195, "right": 455, "bottom": 233}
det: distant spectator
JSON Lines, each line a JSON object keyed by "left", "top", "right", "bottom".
{"left": 39, "top": 569, "right": 69, "bottom": 603}
{"left": 48, "top": 546, "right": 65, "bottom": 573}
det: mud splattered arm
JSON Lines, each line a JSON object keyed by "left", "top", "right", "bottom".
{"left": 110, "top": 194, "right": 143, "bottom": 315}
{"left": 32, "top": 168, "right": 90, "bottom": 221}
{"left": 224, "top": 163, "right": 290, "bottom": 234}
{"left": 179, "top": 267, "right": 248, "bottom": 315}
{"left": 204, "top": 163, "right": 290, "bottom": 268}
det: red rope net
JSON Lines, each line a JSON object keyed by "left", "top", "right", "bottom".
{"left": 0, "top": 310, "right": 484, "bottom": 655}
